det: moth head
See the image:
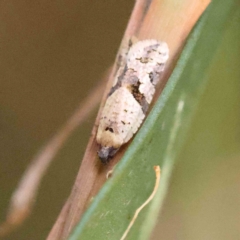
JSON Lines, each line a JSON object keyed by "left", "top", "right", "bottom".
{"left": 96, "top": 126, "right": 122, "bottom": 163}
{"left": 98, "top": 146, "right": 118, "bottom": 164}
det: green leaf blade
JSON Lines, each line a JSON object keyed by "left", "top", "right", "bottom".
{"left": 70, "top": 0, "right": 239, "bottom": 239}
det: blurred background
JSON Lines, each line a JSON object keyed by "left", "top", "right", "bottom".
{"left": 0, "top": 1, "right": 134, "bottom": 239}
{"left": 0, "top": 1, "right": 239, "bottom": 240}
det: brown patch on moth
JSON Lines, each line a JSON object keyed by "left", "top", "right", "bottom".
{"left": 128, "top": 80, "right": 149, "bottom": 114}
{"left": 108, "top": 66, "right": 127, "bottom": 97}
{"left": 109, "top": 68, "right": 149, "bottom": 114}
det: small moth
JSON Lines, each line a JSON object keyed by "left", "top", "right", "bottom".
{"left": 96, "top": 39, "right": 169, "bottom": 163}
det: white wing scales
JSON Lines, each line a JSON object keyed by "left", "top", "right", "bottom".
{"left": 96, "top": 39, "right": 169, "bottom": 163}
{"left": 96, "top": 87, "right": 144, "bottom": 148}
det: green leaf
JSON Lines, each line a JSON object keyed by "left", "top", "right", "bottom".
{"left": 70, "top": 0, "right": 239, "bottom": 239}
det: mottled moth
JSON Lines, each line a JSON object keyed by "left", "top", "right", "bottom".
{"left": 96, "top": 39, "right": 169, "bottom": 163}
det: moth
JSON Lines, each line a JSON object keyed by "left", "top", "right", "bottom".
{"left": 96, "top": 39, "right": 169, "bottom": 163}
